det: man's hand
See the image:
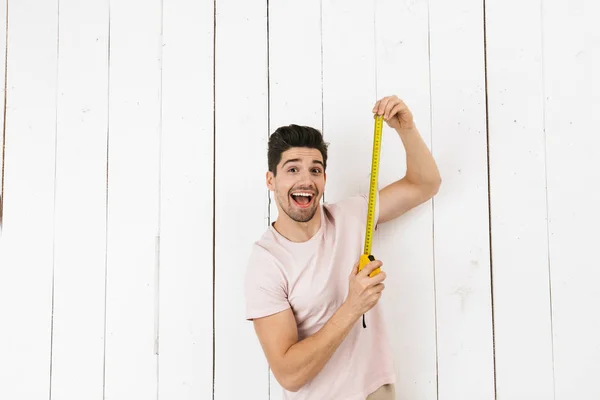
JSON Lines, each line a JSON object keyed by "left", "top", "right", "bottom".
{"left": 344, "top": 259, "right": 387, "bottom": 318}
{"left": 372, "top": 95, "right": 416, "bottom": 132}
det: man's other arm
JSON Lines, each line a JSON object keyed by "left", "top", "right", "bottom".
{"left": 252, "top": 260, "right": 385, "bottom": 392}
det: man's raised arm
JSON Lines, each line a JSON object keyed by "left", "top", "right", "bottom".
{"left": 372, "top": 95, "right": 442, "bottom": 224}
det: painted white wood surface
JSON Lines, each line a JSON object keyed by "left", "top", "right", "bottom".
{"left": 0, "top": 0, "right": 58, "bottom": 398}
{"left": 429, "top": 0, "right": 495, "bottom": 398}
{"left": 103, "top": 0, "right": 162, "bottom": 397}
{"left": 158, "top": 0, "right": 213, "bottom": 397}
{"left": 50, "top": 0, "right": 109, "bottom": 398}
{"left": 268, "top": 1, "right": 322, "bottom": 131}
{"left": 213, "top": 1, "right": 270, "bottom": 399}
{"left": 267, "top": 1, "right": 322, "bottom": 397}
{"left": 374, "top": 0, "right": 438, "bottom": 398}
{"left": 321, "top": 0, "right": 376, "bottom": 202}
{"left": 485, "top": 0, "right": 555, "bottom": 398}
{"left": 0, "top": 0, "right": 5, "bottom": 232}
{"left": 543, "top": 0, "right": 600, "bottom": 398}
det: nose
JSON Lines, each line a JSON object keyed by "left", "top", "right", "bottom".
{"left": 297, "top": 170, "right": 315, "bottom": 186}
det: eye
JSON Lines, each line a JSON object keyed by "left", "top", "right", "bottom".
{"left": 288, "top": 167, "right": 298, "bottom": 173}
{"left": 312, "top": 168, "right": 322, "bottom": 174}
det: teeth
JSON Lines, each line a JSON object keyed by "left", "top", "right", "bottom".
{"left": 292, "top": 193, "right": 312, "bottom": 197}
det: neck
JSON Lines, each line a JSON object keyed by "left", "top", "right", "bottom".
{"left": 273, "top": 207, "right": 322, "bottom": 242}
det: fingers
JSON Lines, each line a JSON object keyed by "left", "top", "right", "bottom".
{"left": 387, "top": 103, "right": 405, "bottom": 122}
{"left": 371, "top": 282, "right": 385, "bottom": 293}
{"left": 372, "top": 95, "right": 398, "bottom": 116}
{"left": 385, "top": 98, "right": 399, "bottom": 120}
{"left": 373, "top": 95, "right": 412, "bottom": 122}
{"left": 370, "top": 270, "right": 386, "bottom": 285}
{"left": 367, "top": 284, "right": 385, "bottom": 306}
{"left": 358, "top": 259, "right": 383, "bottom": 278}
{"left": 372, "top": 100, "right": 381, "bottom": 114}
{"left": 373, "top": 98, "right": 390, "bottom": 115}
{"left": 378, "top": 97, "right": 392, "bottom": 117}
{"left": 372, "top": 97, "right": 395, "bottom": 114}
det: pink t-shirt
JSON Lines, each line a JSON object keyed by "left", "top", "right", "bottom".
{"left": 244, "top": 193, "right": 396, "bottom": 400}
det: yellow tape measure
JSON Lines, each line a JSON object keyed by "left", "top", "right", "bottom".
{"left": 358, "top": 114, "right": 383, "bottom": 278}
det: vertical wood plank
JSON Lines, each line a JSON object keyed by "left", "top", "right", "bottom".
{"left": 268, "top": 0, "right": 322, "bottom": 131}
{"left": 267, "top": 1, "right": 322, "bottom": 397}
{"left": 321, "top": 0, "right": 376, "bottom": 203}
{"left": 429, "top": 0, "right": 495, "bottom": 398}
{"left": 158, "top": 0, "right": 213, "bottom": 397}
{"left": 50, "top": 0, "right": 109, "bottom": 398}
{"left": 103, "top": 0, "right": 162, "bottom": 397}
{"left": 543, "top": 0, "right": 600, "bottom": 398}
{"left": 0, "top": 0, "right": 5, "bottom": 231}
{"left": 485, "top": 0, "right": 555, "bottom": 398}
{"left": 0, "top": 0, "right": 58, "bottom": 397}
{"left": 214, "top": 1, "right": 270, "bottom": 398}
{"left": 374, "top": 0, "right": 438, "bottom": 398}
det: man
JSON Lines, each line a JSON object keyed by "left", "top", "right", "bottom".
{"left": 244, "top": 95, "right": 441, "bottom": 399}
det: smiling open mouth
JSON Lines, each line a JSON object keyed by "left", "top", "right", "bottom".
{"left": 290, "top": 192, "right": 314, "bottom": 208}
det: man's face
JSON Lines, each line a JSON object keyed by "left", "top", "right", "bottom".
{"left": 267, "top": 147, "right": 326, "bottom": 223}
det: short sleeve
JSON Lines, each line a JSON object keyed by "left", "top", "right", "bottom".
{"left": 244, "top": 245, "right": 290, "bottom": 321}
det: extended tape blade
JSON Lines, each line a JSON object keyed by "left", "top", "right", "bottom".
{"left": 360, "top": 114, "right": 383, "bottom": 275}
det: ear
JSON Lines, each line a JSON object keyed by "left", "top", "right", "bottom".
{"left": 266, "top": 171, "right": 275, "bottom": 191}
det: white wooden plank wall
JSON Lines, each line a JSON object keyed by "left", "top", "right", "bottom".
{"left": 0, "top": 0, "right": 59, "bottom": 398}
{"left": 51, "top": 0, "right": 109, "bottom": 398}
{"left": 543, "top": 1, "right": 600, "bottom": 398}
{"left": 0, "top": 1, "right": 598, "bottom": 399}
{"left": 214, "top": 1, "right": 270, "bottom": 399}
{"left": 0, "top": 0, "right": 5, "bottom": 232}
{"left": 103, "top": 0, "right": 162, "bottom": 398}
{"left": 486, "top": 1, "right": 555, "bottom": 398}
{"left": 158, "top": 0, "right": 213, "bottom": 397}
{"left": 430, "top": 0, "right": 496, "bottom": 398}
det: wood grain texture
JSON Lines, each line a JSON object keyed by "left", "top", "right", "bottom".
{"left": 214, "top": 1, "right": 270, "bottom": 398}
{"left": 429, "top": 0, "right": 495, "bottom": 398}
{"left": 485, "top": 0, "right": 555, "bottom": 398}
{"left": 543, "top": 0, "right": 600, "bottom": 398}
{"left": 0, "top": 0, "right": 58, "bottom": 397}
{"left": 103, "top": 0, "right": 162, "bottom": 397}
{"left": 267, "top": 1, "right": 323, "bottom": 398}
{"left": 374, "top": 0, "right": 438, "bottom": 398}
{"left": 157, "top": 0, "right": 214, "bottom": 397}
{"left": 50, "top": 0, "right": 109, "bottom": 398}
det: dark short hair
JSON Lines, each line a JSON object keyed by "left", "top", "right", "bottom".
{"left": 268, "top": 124, "right": 329, "bottom": 175}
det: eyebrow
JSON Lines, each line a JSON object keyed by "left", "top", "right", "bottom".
{"left": 282, "top": 158, "right": 324, "bottom": 167}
